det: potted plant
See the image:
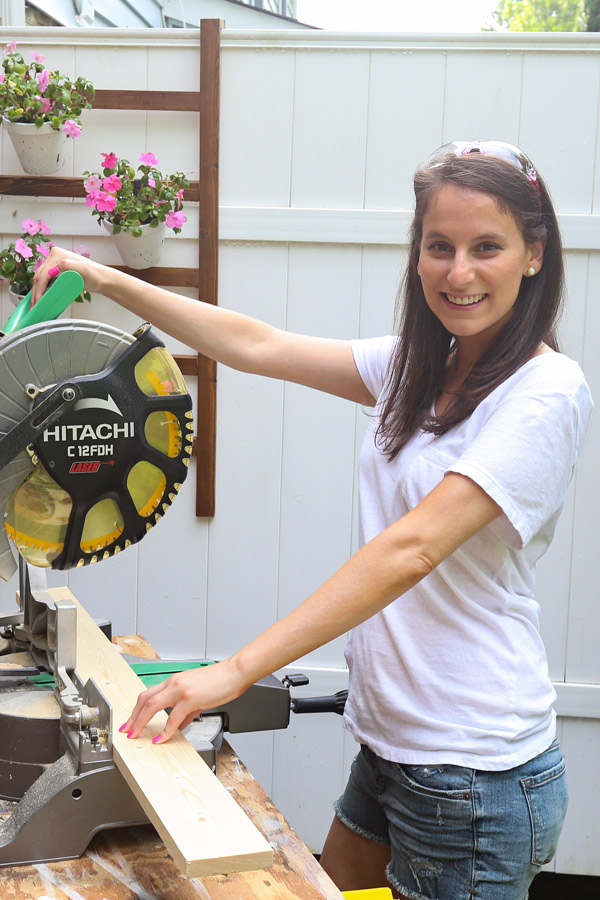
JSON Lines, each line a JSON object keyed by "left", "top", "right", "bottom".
{"left": 0, "top": 41, "right": 94, "bottom": 175}
{"left": 0, "top": 218, "right": 91, "bottom": 304}
{"left": 83, "top": 152, "right": 189, "bottom": 269}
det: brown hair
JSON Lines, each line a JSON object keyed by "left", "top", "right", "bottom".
{"left": 377, "top": 153, "right": 564, "bottom": 459}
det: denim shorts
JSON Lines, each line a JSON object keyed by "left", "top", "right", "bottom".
{"left": 334, "top": 740, "right": 567, "bottom": 900}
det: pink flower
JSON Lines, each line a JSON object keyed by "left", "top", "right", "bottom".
{"left": 139, "top": 152, "right": 158, "bottom": 167}
{"left": 148, "top": 177, "right": 156, "bottom": 187}
{"left": 37, "top": 70, "right": 49, "bottom": 94}
{"left": 14, "top": 239, "right": 33, "bottom": 259}
{"left": 35, "top": 242, "right": 52, "bottom": 257}
{"left": 74, "top": 244, "right": 90, "bottom": 258}
{"left": 3, "top": 42, "right": 17, "bottom": 56}
{"left": 31, "top": 52, "right": 46, "bottom": 63}
{"left": 102, "top": 174, "right": 122, "bottom": 193}
{"left": 101, "top": 152, "right": 118, "bottom": 170}
{"left": 84, "top": 174, "right": 102, "bottom": 193}
{"left": 39, "top": 97, "right": 54, "bottom": 115}
{"left": 0, "top": 73, "right": 5, "bottom": 84}
{"left": 85, "top": 189, "right": 102, "bottom": 208}
{"left": 166, "top": 210, "right": 186, "bottom": 230}
{"left": 38, "top": 219, "right": 51, "bottom": 236}
{"left": 63, "top": 120, "right": 81, "bottom": 138}
{"left": 33, "top": 257, "right": 46, "bottom": 273}
{"left": 94, "top": 191, "right": 117, "bottom": 213}
{"left": 176, "top": 188, "right": 185, "bottom": 208}
{"left": 21, "top": 219, "right": 41, "bottom": 236}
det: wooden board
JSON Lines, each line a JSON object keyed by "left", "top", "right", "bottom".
{"left": 48, "top": 587, "right": 273, "bottom": 878}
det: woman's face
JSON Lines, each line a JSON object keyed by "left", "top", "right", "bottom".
{"left": 418, "top": 183, "right": 544, "bottom": 354}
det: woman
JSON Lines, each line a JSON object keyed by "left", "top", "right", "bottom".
{"left": 33, "top": 141, "right": 592, "bottom": 899}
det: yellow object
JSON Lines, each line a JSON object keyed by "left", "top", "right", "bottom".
{"left": 342, "top": 889, "right": 393, "bottom": 899}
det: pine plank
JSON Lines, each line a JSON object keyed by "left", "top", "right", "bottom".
{"left": 48, "top": 586, "right": 273, "bottom": 878}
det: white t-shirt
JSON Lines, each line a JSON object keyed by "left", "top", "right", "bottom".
{"left": 344, "top": 337, "right": 593, "bottom": 770}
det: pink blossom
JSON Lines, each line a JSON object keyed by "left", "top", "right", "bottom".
{"left": 63, "top": 119, "right": 81, "bottom": 138}
{"left": 94, "top": 191, "right": 117, "bottom": 213}
{"left": 21, "top": 219, "right": 41, "bottom": 236}
{"left": 85, "top": 189, "right": 102, "bottom": 208}
{"left": 84, "top": 174, "right": 102, "bottom": 193}
{"left": 35, "top": 242, "right": 52, "bottom": 257}
{"left": 14, "top": 239, "right": 33, "bottom": 259}
{"left": 38, "top": 219, "right": 51, "bottom": 236}
{"left": 101, "top": 152, "right": 118, "bottom": 170}
{"left": 33, "top": 257, "right": 46, "bottom": 273}
{"left": 0, "top": 73, "right": 5, "bottom": 85}
{"left": 3, "top": 42, "right": 17, "bottom": 56}
{"left": 39, "top": 97, "right": 54, "bottom": 114}
{"left": 139, "top": 152, "right": 158, "bottom": 167}
{"left": 102, "top": 174, "right": 122, "bottom": 194}
{"left": 176, "top": 188, "right": 185, "bottom": 208}
{"left": 37, "top": 69, "right": 49, "bottom": 94}
{"left": 166, "top": 210, "right": 186, "bottom": 230}
{"left": 74, "top": 244, "right": 90, "bottom": 258}
{"left": 148, "top": 177, "right": 156, "bottom": 188}
{"left": 31, "top": 52, "right": 46, "bottom": 63}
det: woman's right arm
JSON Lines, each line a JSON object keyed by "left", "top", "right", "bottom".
{"left": 33, "top": 249, "right": 374, "bottom": 405}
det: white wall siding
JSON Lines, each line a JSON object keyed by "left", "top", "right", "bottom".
{"left": 0, "top": 27, "right": 598, "bottom": 871}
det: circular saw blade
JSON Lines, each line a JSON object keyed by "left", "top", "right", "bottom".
{"left": 0, "top": 320, "right": 135, "bottom": 580}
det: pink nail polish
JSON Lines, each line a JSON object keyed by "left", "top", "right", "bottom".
{"left": 127, "top": 730, "right": 134, "bottom": 738}
{"left": 119, "top": 723, "right": 128, "bottom": 732}
{"left": 48, "top": 265, "right": 60, "bottom": 278}
{"left": 152, "top": 735, "right": 162, "bottom": 744}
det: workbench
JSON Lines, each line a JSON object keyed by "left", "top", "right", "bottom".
{"left": 0, "top": 636, "right": 345, "bottom": 900}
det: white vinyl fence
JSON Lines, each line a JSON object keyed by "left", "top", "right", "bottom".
{"left": 0, "top": 26, "right": 598, "bottom": 873}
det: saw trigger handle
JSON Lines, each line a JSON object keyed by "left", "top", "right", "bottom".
{"left": 2, "top": 271, "right": 85, "bottom": 336}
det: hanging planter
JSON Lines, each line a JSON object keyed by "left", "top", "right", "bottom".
{"left": 2, "top": 117, "right": 68, "bottom": 176}
{"left": 84, "top": 152, "right": 188, "bottom": 269}
{"left": 104, "top": 220, "right": 167, "bottom": 270}
{"left": 0, "top": 41, "right": 94, "bottom": 175}
{"left": 7, "top": 282, "right": 26, "bottom": 305}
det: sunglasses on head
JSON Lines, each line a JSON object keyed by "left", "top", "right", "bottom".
{"left": 427, "top": 140, "right": 540, "bottom": 196}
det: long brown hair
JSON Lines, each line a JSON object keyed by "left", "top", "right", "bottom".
{"left": 377, "top": 153, "right": 564, "bottom": 459}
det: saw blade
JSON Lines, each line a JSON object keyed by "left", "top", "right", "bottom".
{"left": 0, "top": 320, "right": 134, "bottom": 580}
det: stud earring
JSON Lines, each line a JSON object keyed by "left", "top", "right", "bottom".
{"left": 526, "top": 266, "right": 536, "bottom": 277}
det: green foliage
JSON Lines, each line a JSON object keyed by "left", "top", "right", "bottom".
{"left": 0, "top": 219, "right": 90, "bottom": 301}
{"left": 586, "top": 0, "right": 600, "bottom": 29}
{"left": 83, "top": 153, "right": 189, "bottom": 236}
{"left": 490, "top": 0, "right": 588, "bottom": 31}
{"left": 0, "top": 43, "right": 94, "bottom": 131}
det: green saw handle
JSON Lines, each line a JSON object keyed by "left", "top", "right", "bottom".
{"left": 2, "top": 270, "right": 85, "bottom": 335}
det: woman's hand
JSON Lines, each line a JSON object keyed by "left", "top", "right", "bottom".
{"left": 31, "top": 246, "right": 111, "bottom": 306}
{"left": 120, "top": 658, "right": 247, "bottom": 745}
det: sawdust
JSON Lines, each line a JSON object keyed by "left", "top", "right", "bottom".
{"left": 0, "top": 687, "right": 59, "bottom": 718}
{"left": 0, "top": 651, "right": 33, "bottom": 669}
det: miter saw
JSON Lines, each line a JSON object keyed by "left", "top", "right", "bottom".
{"left": 0, "top": 274, "right": 347, "bottom": 867}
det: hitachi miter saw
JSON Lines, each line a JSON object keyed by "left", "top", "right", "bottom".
{"left": 0, "top": 274, "right": 345, "bottom": 867}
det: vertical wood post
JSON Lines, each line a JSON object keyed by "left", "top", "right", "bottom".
{"left": 195, "top": 18, "right": 223, "bottom": 517}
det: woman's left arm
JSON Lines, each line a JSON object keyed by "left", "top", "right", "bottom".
{"left": 122, "top": 472, "right": 502, "bottom": 742}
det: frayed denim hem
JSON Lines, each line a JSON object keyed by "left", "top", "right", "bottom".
{"left": 386, "top": 863, "right": 431, "bottom": 900}
{"left": 333, "top": 798, "right": 391, "bottom": 847}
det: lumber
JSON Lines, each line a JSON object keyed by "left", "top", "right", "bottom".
{"left": 48, "top": 587, "right": 273, "bottom": 878}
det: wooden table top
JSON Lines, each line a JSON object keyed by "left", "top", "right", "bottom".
{"left": 0, "top": 636, "right": 345, "bottom": 900}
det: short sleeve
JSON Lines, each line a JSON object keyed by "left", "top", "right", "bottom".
{"left": 448, "top": 379, "right": 592, "bottom": 549}
{"left": 351, "top": 336, "right": 396, "bottom": 402}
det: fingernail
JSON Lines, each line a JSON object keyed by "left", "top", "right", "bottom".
{"left": 152, "top": 734, "right": 162, "bottom": 744}
{"left": 127, "top": 730, "right": 134, "bottom": 738}
{"left": 119, "top": 722, "right": 128, "bottom": 732}
{"left": 48, "top": 265, "right": 60, "bottom": 278}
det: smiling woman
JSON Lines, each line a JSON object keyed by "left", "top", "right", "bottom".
{"left": 31, "top": 138, "right": 592, "bottom": 900}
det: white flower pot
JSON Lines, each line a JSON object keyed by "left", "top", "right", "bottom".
{"left": 2, "top": 117, "right": 67, "bottom": 176}
{"left": 103, "top": 221, "right": 166, "bottom": 270}
{"left": 8, "top": 283, "right": 26, "bottom": 306}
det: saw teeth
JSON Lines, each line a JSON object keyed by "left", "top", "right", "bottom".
{"left": 90, "top": 555, "right": 98, "bottom": 564}
{"left": 114, "top": 545, "right": 121, "bottom": 553}
{"left": 185, "top": 410, "right": 193, "bottom": 419}
{"left": 168, "top": 492, "right": 176, "bottom": 502}
{"left": 162, "top": 503, "right": 169, "bottom": 513}
{"left": 124, "top": 539, "right": 131, "bottom": 548}
{"left": 146, "top": 522, "right": 153, "bottom": 532}
{"left": 173, "top": 483, "right": 181, "bottom": 491}
{"left": 182, "top": 458, "right": 189, "bottom": 468}
{"left": 103, "top": 551, "right": 110, "bottom": 560}
{"left": 77, "top": 559, "right": 85, "bottom": 567}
